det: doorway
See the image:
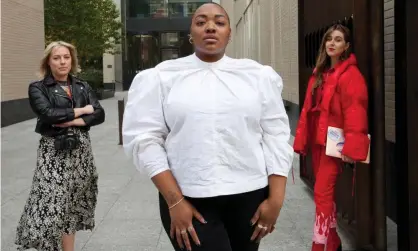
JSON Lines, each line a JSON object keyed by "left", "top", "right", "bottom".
{"left": 123, "top": 31, "right": 194, "bottom": 87}
{"left": 160, "top": 32, "right": 193, "bottom": 61}
{"left": 161, "top": 48, "right": 180, "bottom": 61}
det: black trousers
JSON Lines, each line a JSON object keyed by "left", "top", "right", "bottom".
{"left": 159, "top": 187, "right": 269, "bottom": 251}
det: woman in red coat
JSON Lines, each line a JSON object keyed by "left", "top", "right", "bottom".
{"left": 293, "top": 24, "right": 370, "bottom": 251}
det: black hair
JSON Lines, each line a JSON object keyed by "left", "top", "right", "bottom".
{"left": 193, "top": 2, "right": 230, "bottom": 24}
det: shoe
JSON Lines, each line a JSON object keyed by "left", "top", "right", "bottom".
{"left": 311, "top": 242, "right": 325, "bottom": 251}
{"left": 326, "top": 228, "right": 342, "bottom": 251}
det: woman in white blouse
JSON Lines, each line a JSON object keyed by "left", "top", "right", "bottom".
{"left": 123, "top": 3, "right": 293, "bottom": 251}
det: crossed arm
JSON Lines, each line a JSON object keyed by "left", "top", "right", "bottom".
{"left": 29, "top": 84, "right": 105, "bottom": 128}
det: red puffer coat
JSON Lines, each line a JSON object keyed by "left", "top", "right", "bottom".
{"left": 293, "top": 53, "right": 370, "bottom": 161}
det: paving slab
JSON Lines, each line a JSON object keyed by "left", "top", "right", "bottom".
{"left": 1, "top": 93, "right": 396, "bottom": 251}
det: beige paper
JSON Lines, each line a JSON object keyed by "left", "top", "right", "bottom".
{"left": 325, "top": 126, "right": 370, "bottom": 164}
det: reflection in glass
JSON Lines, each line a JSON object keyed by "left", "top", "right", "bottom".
{"left": 161, "top": 49, "right": 179, "bottom": 61}
{"left": 128, "top": 0, "right": 148, "bottom": 18}
{"left": 169, "top": 1, "right": 206, "bottom": 17}
{"left": 151, "top": 0, "right": 168, "bottom": 18}
{"left": 126, "top": 33, "right": 160, "bottom": 76}
{"left": 161, "top": 32, "right": 180, "bottom": 47}
{"left": 128, "top": 0, "right": 210, "bottom": 18}
{"left": 124, "top": 31, "right": 194, "bottom": 84}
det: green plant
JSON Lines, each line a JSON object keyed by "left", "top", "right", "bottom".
{"left": 77, "top": 68, "right": 104, "bottom": 91}
{"left": 45, "top": 0, "right": 122, "bottom": 69}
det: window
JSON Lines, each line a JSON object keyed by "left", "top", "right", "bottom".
{"left": 161, "top": 32, "right": 180, "bottom": 47}
{"left": 128, "top": 0, "right": 211, "bottom": 18}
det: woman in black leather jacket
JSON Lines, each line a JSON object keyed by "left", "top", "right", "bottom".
{"left": 15, "top": 41, "right": 105, "bottom": 251}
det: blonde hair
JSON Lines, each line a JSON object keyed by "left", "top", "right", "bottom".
{"left": 39, "top": 41, "right": 79, "bottom": 78}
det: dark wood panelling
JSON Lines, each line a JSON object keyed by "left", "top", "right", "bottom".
{"left": 351, "top": 0, "right": 374, "bottom": 248}
{"left": 395, "top": 0, "right": 418, "bottom": 249}
{"left": 303, "top": 0, "right": 353, "bottom": 33}
{"left": 369, "top": 0, "right": 387, "bottom": 248}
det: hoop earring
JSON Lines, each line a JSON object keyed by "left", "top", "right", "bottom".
{"left": 189, "top": 37, "right": 193, "bottom": 44}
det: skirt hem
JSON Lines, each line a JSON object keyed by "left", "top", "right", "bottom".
{"left": 15, "top": 223, "right": 95, "bottom": 251}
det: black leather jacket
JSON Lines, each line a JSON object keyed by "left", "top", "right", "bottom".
{"left": 28, "top": 75, "right": 105, "bottom": 137}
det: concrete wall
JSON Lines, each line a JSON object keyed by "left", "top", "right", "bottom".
{"left": 221, "top": 0, "right": 235, "bottom": 57}
{"left": 1, "top": 0, "right": 45, "bottom": 101}
{"left": 220, "top": 0, "right": 299, "bottom": 106}
{"left": 103, "top": 53, "right": 116, "bottom": 84}
{"left": 103, "top": 0, "right": 123, "bottom": 90}
{"left": 1, "top": 0, "right": 45, "bottom": 127}
{"left": 220, "top": 0, "right": 299, "bottom": 133}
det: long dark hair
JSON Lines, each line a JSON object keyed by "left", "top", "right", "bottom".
{"left": 312, "top": 24, "right": 351, "bottom": 94}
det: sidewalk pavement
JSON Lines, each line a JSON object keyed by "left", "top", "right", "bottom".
{"left": 2, "top": 94, "right": 361, "bottom": 251}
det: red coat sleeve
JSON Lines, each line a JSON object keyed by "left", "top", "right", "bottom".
{"left": 340, "top": 68, "right": 370, "bottom": 161}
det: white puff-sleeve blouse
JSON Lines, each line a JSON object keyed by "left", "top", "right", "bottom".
{"left": 123, "top": 53, "right": 294, "bottom": 198}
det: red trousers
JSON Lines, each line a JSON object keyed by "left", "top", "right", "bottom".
{"left": 311, "top": 145, "right": 340, "bottom": 244}
{"left": 308, "top": 112, "right": 341, "bottom": 245}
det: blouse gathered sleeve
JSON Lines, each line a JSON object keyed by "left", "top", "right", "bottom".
{"left": 122, "top": 68, "right": 170, "bottom": 178}
{"left": 260, "top": 66, "right": 294, "bottom": 177}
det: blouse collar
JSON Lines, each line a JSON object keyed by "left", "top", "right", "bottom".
{"left": 192, "top": 53, "right": 228, "bottom": 68}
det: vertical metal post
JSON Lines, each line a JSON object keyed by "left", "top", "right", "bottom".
{"left": 118, "top": 99, "right": 125, "bottom": 145}
{"left": 369, "top": 0, "right": 387, "bottom": 249}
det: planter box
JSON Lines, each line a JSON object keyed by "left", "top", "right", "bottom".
{"left": 94, "top": 89, "right": 115, "bottom": 100}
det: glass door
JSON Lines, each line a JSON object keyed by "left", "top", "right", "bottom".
{"left": 161, "top": 48, "right": 180, "bottom": 61}
{"left": 160, "top": 32, "right": 180, "bottom": 61}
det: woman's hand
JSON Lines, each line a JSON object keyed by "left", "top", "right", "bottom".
{"left": 83, "top": 105, "right": 94, "bottom": 115}
{"left": 342, "top": 154, "right": 354, "bottom": 164}
{"left": 169, "top": 199, "right": 206, "bottom": 251}
{"left": 74, "top": 105, "right": 94, "bottom": 118}
{"left": 54, "top": 118, "right": 86, "bottom": 128}
{"left": 250, "top": 198, "right": 282, "bottom": 242}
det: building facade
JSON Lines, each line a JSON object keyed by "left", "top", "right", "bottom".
{"left": 1, "top": 0, "right": 45, "bottom": 127}
{"left": 221, "top": 0, "right": 300, "bottom": 133}
{"left": 103, "top": 0, "right": 124, "bottom": 91}
{"left": 114, "top": 0, "right": 218, "bottom": 90}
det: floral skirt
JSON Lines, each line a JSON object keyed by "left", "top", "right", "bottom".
{"left": 15, "top": 129, "right": 98, "bottom": 251}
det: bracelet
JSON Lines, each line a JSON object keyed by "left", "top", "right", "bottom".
{"left": 168, "top": 197, "right": 185, "bottom": 210}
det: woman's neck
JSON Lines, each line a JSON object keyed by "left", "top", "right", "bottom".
{"left": 195, "top": 50, "right": 224, "bottom": 63}
{"left": 53, "top": 74, "right": 68, "bottom": 82}
{"left": 330, "top": 57, "right": 340, "bottom": 68}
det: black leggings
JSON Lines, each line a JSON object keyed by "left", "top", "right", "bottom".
{"left": 159, "top": 187, "right": 269, "bottom": 251}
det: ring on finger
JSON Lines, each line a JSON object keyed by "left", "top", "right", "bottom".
{"left": 180, "top": 229, "right": 187, "bottom": 234}
{"left": 187, "top": 226, "right": 194, "bottom": 232}
{"left": 257, "top": 224, "right": 268, "bottom": 230}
